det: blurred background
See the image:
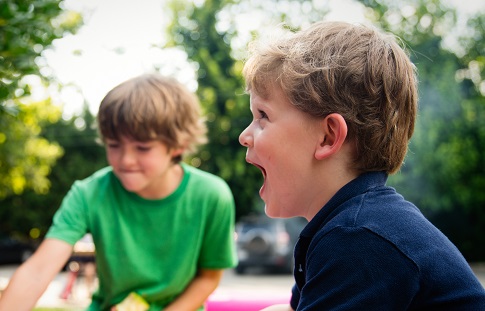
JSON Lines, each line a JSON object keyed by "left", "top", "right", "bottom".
{"left": 1, "top": 0, "right": 484, "bottom": 268}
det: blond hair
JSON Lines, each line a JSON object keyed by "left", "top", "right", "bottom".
{"left": 97, "top": 74, "right": 207, "bottom": 162}
{"left": 243, "top": 21, "right": 418, "bottom": 174}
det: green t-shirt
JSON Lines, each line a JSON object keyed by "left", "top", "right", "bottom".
{"left": 46, "top": 163, "right": 238, "bottom": 310}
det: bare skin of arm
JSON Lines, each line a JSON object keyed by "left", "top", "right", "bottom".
{"left": 163, "top": 268, "right": 224, "bottom": 311}
{"left": 0, "top": 238, "right": 72, "bottom": 311}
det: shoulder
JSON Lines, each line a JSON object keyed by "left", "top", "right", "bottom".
{"left": 324, "top": 185, "right": 424, "bottom": 234}
{"left": 182, "top": 164, "right": 235, "bottom": 208}
{"left": 184, "top": 164, "right": 232, "bottom": 193}
{"left": 312, "top": 184, "right": 465, "bottom": 270}
{"left": 67, "top": 167, "right": 117, "bottom": 199}
{"left": 356, "top": 187, "right": 435, "bottom": 243}
{"left": 308, "top": 185, "right": 431, "bottom": 263}
{"left": 72, "top": 167, "right": 114, "bottom": 188}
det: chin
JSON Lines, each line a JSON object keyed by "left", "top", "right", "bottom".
{"left": 264, "top": 205, "right": 282, "bottom": 219}
{"left": 121, "top": 183, "right": 142, "bottom": 194}
{"left": 265, "top": 203, "right": 296, "bottom": 219}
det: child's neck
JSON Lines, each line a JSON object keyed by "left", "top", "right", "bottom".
{"left": 138, "top": 163, "right": 184, "bottom": 200}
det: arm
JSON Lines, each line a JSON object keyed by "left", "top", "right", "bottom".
{"left": 163, "top": 268, "right": 224, "bottom": 311}
{"left": 0, "top": 238, "right": 73, "bottom": 311}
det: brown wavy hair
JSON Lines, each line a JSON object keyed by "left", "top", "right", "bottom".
{"left": 97, "top": 74, "right": 207, "bottom": 163}
{"left": 243, "top": 21, "right": 418, "bottom": 174}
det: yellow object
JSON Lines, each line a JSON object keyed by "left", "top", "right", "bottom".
{"left": 115, "top": 292, "right": 150, "bottom": 311}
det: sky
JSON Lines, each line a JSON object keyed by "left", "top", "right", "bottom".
{"left": 42, "top": 0, "right": 484, "bottom": 118}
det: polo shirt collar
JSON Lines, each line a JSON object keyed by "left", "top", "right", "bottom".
{"left": 300, "top": 171, "right": 388, "bottom": 238}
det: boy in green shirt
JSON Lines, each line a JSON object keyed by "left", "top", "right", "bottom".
{"left": 0, "top": 74, "right": 238, "bottom": 310}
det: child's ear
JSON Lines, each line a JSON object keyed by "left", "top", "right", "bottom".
{"left": 314, "top": 113, "right": 348, "bottom": 160}
{"left": 170, "top": 147, "right": 185, "bottom": 158}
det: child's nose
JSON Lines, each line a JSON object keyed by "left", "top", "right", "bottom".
{"left": 239, "top": 125, "right": 253, "bottom": 147}
{"left": 120, "top": 150, "right": 136, "bottom": 166}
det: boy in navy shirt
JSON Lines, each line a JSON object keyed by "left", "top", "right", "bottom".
{"left": 239, "top": 21, "right": 485, "bottom": 310}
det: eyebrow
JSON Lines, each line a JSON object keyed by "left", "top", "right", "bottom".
{"left": 250, "top": 94, "right": 271, "bottom": 109}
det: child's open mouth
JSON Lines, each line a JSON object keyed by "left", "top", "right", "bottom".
{"left": 252, "top": 163, "right": 266, "bottom": 179}
{"left": 247, "top": 160, "right": 267, "bottom": 197}
{"left": 246, "top": 158, "right": 266, "bottom": 179}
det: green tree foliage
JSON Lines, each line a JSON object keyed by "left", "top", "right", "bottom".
{"left": 166, "top": 0, "right": 328, "bottom": 218}
{"left": 0, "top": 98, "right": 63, "bottom": 198}
{"left": 0, "top": 0, "right": 82, "bottom": 112}
{"left": 168, "top": 0, "right": 485, "bottom": 259}
{"left": 0, "top": 107, "right": 106, "bottom": 238}
{"left": 0, "top": 0, "right": 83, "bottom": 239}
{"left": 166, "top": 0, "right": 263, "bottom": 219}
{"left": 0, "top": 0, "right": 82, "bottom": 197}
{"left": 360, "top": 0, "right": 485, "bottom": 260}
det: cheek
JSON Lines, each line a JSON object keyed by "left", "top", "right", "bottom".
{"left": 143, "top": 152, "right": 169, "bottom": 169}
{"left": 265, "top": 142, "right": 307, "bottom": 180}
{"left": 262, "top": 134, "right": 292, "bottom": 162}
{"left": 105, "top": 150, "right": 116, "bottom": 164}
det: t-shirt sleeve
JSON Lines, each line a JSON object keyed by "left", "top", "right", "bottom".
{"left": 198, "top": 180, "right": 238, "bottom": 269}
{"left": 45, "top": 180, "right": 89, "bottom": 245}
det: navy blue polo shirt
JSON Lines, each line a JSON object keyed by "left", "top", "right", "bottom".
{"left": 291, "top": 172, "right": 485, "bottom": 310}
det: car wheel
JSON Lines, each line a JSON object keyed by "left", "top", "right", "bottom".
{"left": 245, "top": 229, "right": 272, "bottom": 255}
{"left": 20, "top": 249, "right": 33, "bottom": 262}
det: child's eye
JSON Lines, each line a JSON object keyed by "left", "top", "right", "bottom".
{"left": 106, "top": 142, "right": 119, "bottom": 149}
{"left": 137, "top": 146, "right": 151, "bottom": 152}
{"left": 258, "top": 109, "right": 268, "bottom": 120}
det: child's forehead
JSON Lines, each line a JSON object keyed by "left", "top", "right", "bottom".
{"left": 105, "top": 135, "right": 157, "bottom": 144}
{"left": 249, "top": 87, "right": 289, "bottom": 108}
{"left": 249, "top": 91, "right": 266, "bottom": 105}
{"left": 249, "top": 92, "right": 272, "bottom": 113}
